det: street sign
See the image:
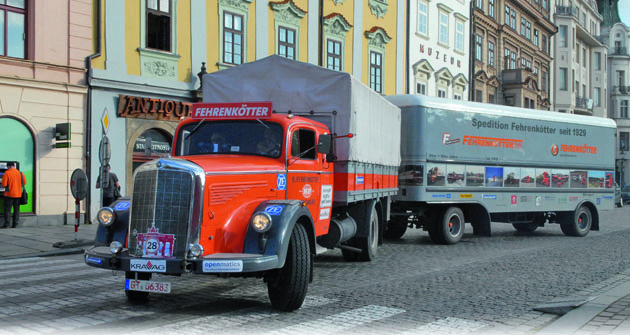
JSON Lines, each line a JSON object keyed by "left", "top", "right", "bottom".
{"left": 70, "top": 168, "right": 88, "bottom": 201}
{"left": 99, "top": 136, "right": 111, "bottom": 165}
{"left": 101, "top": 109, "right": 110, "bottom": 134}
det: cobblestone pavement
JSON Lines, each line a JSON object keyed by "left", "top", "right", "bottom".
{"left": 0, "top": 208, "right": 629, "bottom": 334}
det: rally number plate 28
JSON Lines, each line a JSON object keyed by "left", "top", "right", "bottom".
{"left": 125, "top": 279, "right": 171, "bottom": 294}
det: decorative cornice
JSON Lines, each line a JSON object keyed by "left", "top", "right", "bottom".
{"left": 412, "top": 59, "right": 435, "bottom": 78}
{"left": 435, "top": 67, "right": 454, "bottom": 81}
{"left": 219, "top": 0, "right": 253, "bottom": 11}
{"left": 365, "top": 26, "right": 391, "bottom": 49}
{"left": 368, "top": 0, "right": 388, "bottom": 19}
{"left": 324, "top": 13, "right": 353, "bottom": 38}
{"left": 453, "top": 73, "right": 469, "bottom": 86}
{"left": 269, "top": 0, "right": 307, "bottom": 18}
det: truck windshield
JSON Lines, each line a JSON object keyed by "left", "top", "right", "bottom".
{"left": 175, "top": 121, "right": 284, "bottom": 158}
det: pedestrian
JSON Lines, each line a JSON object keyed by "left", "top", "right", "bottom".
{"left": 96, "top": 164, "right": 120, "bottom": 207}
{"left": 1, "top": 161, "right": 25, "bottom": 228}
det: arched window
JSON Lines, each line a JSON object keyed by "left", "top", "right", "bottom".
{"left": 0, "top": 117, "right": 35, "bottom": 214}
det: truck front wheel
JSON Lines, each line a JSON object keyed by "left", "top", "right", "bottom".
{"left": 560, "top": 206, "right": 592, "bottom": 237}
{"left": 125, "top": 272, "right": 151, "bottom": 303}
{"left": 429, "top": 207, "right": 464, "bottom": 245}
{"left": 267, "top": 223, "right": 311, "bottom": 311}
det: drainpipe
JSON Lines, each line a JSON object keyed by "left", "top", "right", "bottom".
{"left": 84, "top": 0, "right": 101, "bottom": 224}
{"left": 468, "top": 0, "right": 475, "bottom": 101}
{"left": 406, "top": 0, "right": 410, "bottom": 94}
{"left": 319, "top": 0, "right": 324, "bottom": 67}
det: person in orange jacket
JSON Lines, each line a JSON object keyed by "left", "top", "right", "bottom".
{"left": 2, "top": 162, "right": 25, "bottom": 228}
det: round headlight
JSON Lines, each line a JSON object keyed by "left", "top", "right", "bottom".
{"left": 110, "top": 241, "right": 123, "bottom": 254}
{"left": 97, "top": 207, "right": 116, "bottom": 227}
{"left": 188, "top": 243, "right": 204, "bottom": 258}
{"left": 251, "top": 212, "right": 272, "bottom": 233}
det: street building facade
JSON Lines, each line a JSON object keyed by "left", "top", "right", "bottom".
{"left": 552, "top": 0, "right": 607, "bottom": 117}
{"left": 407, "top": 0, "right": 470, "bottom": 100}
{"left": 597, "top": 0, "right": 630, "bottom": 187}
{"left": 471, "top": 0, "right": 555, "bottom": 110}
{"left": 88, "top": 0, "right": 407, "bottom": 218}
{"left": 0, "top": 0, "right": 92, "bottom": 226}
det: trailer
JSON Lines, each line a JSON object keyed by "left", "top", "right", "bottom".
{"left": 384, "top": 95, "right": 617, "bottom": 244}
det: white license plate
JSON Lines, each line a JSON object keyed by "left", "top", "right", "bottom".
{"left": 125, "top": 279, "right": 171, "bottom": 294}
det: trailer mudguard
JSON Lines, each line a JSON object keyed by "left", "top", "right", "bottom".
{"left": 94, "top": 197, "right": 131, "bottom": 246}
{"left": 243, "top": 200, "right": 315, "bottom": 269}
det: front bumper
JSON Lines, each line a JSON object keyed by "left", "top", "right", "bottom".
{"left": 84, "top": 246, "right": 279, "bottom": 275}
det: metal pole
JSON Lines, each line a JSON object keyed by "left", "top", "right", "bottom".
{"left": 74, "top": 198, "right": 80, "bottom": 241}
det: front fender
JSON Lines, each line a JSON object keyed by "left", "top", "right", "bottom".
{"left": 94, "top": 197, "right": 131, "bottom": 246}
{"left": 243, "top": 200, "right": 315, "bottom": 269}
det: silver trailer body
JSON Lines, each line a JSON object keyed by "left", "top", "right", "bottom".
{"left": 385, "top": 95, "right": 617, "bottom": 242}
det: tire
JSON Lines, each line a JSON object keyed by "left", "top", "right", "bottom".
{"left": 355, "top": 204, "right": 379, "bottom": 261}
{"left": 267, "top": 223, "right": 311, "bottom": 311}
{"left": 429, "top": 207, "right": 464, "bottom": 245}
{"left": 125, "top": 272, "right": 151, "bottom": 303}
{"left": 384, "top": 217, "right": 408, "bottom": 240}
{"left": 512, "top": 222, "right": 538, "bottom": 232}
{"left": 560, "top": 206, "right": 592, "bottom": 237}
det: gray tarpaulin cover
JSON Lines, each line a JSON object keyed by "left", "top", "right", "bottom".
{"left": 202, "top": 55, "right": 401, "bottom": 167}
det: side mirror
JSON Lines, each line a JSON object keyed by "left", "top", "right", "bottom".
{"left": 317, "top": 134, "right": 332, "bottom": 155}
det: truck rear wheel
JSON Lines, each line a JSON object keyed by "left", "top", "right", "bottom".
{"left": 560, "top": 206, "right": 592, "bottom": 237}
{"left": 125, "top": 272, "right": 151, "bottom": 303}
{"left": 267, "top": 223, "right": 310, "bottom": 311}
{"left": 429, "top": 207, "right": 464, "bottom": 245}
{"left": 384, "top": 217, "right": 408, "bottom": 240}
{"left": 356, "top": 205, "right": 379, "bottom": 261}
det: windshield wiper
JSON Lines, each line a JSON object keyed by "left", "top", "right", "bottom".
{"left": 184, "top": 119, "right": 205, "bottom": 140}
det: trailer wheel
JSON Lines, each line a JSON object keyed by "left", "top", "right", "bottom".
{"left": 384, "top": 217, "right": 408, "bottom": 240}
{"left": 429, "top": 207, "right": 464, "bottom": 245}
{"left": 560, "top": 206, "right": 592, "bottom": 237}
{"left": 125, "top": 272, "right": 151, "bottom": 303}
{"left": 267, "top": 223, "right": 310, "bottom": 311}
{"left": 512, "top": 222, "right": 538, "bottom": 232}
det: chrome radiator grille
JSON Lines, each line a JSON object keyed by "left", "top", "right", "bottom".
{"left": 128, "top": 166, "right": 195, "bottom": 257}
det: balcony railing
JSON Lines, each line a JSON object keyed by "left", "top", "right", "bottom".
{"left": 612, "top": 47, "right": 629, "bottom": 56}
{"left": 575, "top": 96, "right": 593, "bottom": 110}
{"left": 555, "top": 5, "right": 576, "bottom": 17}
{"left": 614, "top": 86, "right": 630, "bottom": 95}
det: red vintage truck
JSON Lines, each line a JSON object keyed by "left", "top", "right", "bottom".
{"left": 84, "top": 56, "right": 400, "bottom": 311}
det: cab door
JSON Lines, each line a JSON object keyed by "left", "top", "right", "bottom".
{"left": 286, "top": 126, "right": 331, "bottom": 236}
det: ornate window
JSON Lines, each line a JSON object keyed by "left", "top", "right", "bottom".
{"left": 488, "top": 41, "right": 494, "bottom": 67}
{"left": 218, "top": 0, "right": 252, "bottom": 70}
{"left": 365, "top": 27, "right": 391, "bottom": 94}
{"left": 455, "top": 20, "right": 464, "bottom": 52}
{"left": 139, "top": 0, "right": 180, "bottom": 80}
{"left": 324, "top": 13, "right": 352, "bottom": 72}
{"left": 413, "top": 59, "right": 433, "bottom": 96}
{"left": 270, "top": 0, "right": 306, "bottom": 61}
